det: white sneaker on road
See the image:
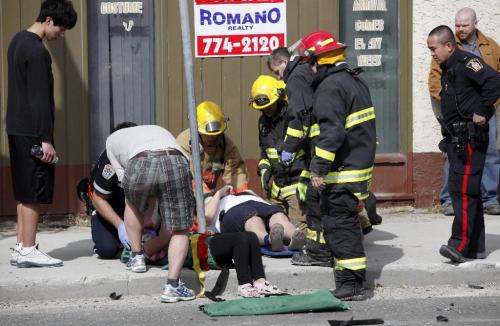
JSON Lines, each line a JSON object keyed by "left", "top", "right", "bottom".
{"left": 17, "top": 245, "right": 63, "bottom": 268}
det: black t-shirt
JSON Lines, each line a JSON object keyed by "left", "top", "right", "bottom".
{"left": 91, "top": 150, "right": 125, "bottom": 216}
{"left": 6, "top": 30, "right": 55, "bottom": 142}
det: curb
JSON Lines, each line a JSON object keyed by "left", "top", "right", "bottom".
{"left": 2, "top": 260, "right": 500, "bottom": 302}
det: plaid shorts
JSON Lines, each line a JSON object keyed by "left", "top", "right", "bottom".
{"left": 123, "top": 151, "right": 195, "bottom": 230}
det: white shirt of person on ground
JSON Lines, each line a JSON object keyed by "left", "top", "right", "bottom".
{"left": 105, "top": 125, "right": 186, "bottom": 182}
{"left": 206, "top": 188, "right": 269, "bottom": 233}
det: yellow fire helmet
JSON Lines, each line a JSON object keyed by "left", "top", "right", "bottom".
{"left": 196, "top": 100, "right": 227, "bottom": 135}
{"left": 250, "top": 75, "right": 286, "bottom": 110}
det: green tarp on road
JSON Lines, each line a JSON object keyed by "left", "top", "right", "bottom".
{"left": 200, "top": 289, "right": 349, "bottom": 317}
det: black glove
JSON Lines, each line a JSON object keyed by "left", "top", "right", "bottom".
{"left": 259, "top": 168, "right": 271, "bottom": 192}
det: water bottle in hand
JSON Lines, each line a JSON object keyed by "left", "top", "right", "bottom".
{"left": 31, "top": 145, "right": 58, "bottom": 164}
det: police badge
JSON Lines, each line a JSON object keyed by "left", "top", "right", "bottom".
{"left": 466, "top": 58, "right": 483, "bottom": 72}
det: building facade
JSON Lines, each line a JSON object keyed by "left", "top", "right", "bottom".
{"left": 0, "top": 0, "right": 499, "bottom": 216}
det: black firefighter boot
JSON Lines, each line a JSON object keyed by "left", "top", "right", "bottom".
{"left": 291, "top": 239, "right": 332, "bottom": 267}
{"left": 331, "top": 269, "right": 366, "bottom": 301}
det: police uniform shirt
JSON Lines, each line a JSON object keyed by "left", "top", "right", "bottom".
{"left": 91, "top": 150, "right": 125, "bottom": 216}
{"left": 440, "top": 48, "right": 500, "bottom": 127}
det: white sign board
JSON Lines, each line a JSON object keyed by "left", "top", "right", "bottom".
{"left": 194, "top": 0, "right": 286, "bottom": 57}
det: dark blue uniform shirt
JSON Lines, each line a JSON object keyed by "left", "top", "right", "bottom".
{"left": 440, "top": 48, "right": 500, "bottom": 128}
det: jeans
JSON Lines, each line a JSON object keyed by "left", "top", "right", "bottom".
{"left": 440, "top": 115, "right": 500, "bottom": 205}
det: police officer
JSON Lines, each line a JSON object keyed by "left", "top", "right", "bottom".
{"left": 427, "top": 25, "right": 500, "bottom": 263}
{"left": 176, "top": 101, "right": 249, "bottom": 196}
{"left": 300, "top": 31, "right": 377, "bottom": 300}
{"left": 250, "top": 75, "right": 307, "bottom": 230}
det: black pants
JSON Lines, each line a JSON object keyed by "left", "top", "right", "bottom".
{"left": 300, "top": 183, "right": 332, "bottom": 260}
{"left": 447, "top": 141, "right": 487, "bottom": 257}
{"left": 209, "top": 232, "right": 265, "bottom": 285}
{"left": 321, "top": 186, "right": 366, "bottom": 284}
{"left": 91, "top": 213, "right": 122, "bottom": 259}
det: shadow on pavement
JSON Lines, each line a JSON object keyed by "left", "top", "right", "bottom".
{"left": 47, "top": 239, "right": 94, "bottom": 261}
{"left": 485, "top": 233, "right": 500, "bottom": 257}
{"left": 363, "top": 228, "right": 403, "bottom": 298}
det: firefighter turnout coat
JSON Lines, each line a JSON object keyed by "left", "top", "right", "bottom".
{"left": 176, "top": 128, "right": 249, "bottom": 194}
{"left": 309, "top": 63, "right": 376, "bottom": 200}
{"left": 257, "top": 101, "right": 307, "bottom": 200}
{"left": 282, "top": 58, "right": 319, "bottom": 157}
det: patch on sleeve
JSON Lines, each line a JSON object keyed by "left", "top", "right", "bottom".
{"left": 466, "top": 58, "right": 484, "bottom": 72}
{"left": 102, "top": 164, "right": 115, "bottom": 180}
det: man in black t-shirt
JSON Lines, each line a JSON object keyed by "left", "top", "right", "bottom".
{"left": 7, "top": 0, "right": 77, "bottom": 268}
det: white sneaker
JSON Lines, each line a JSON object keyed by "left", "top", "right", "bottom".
{"left": 126, "top": 254, "right": 147, "bottom": 273}
{"left": 160, "top": 281, "right": 195, "bottom": 303}
{"left": 9, "top": 244, "right": 21, "bottom": 266}
{"left": 17, "top": 245, "right": 63, "bottom": 268}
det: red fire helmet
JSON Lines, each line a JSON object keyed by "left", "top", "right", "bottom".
{"left": 298, "top": 30, "right": 347, "bottom": 60}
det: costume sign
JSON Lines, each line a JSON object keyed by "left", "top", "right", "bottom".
{"left": 100, "top": 1, "right": 144, "bottom": 32}
{"left": 194, "top": 0, "right": 286, "bottom": 57}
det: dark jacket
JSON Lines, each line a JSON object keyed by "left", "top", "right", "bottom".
{"left": 440, "top": 48, "right": 500, "bottom": 128}
{"left": 257, "top": 101, "right": 307, "bottom": 199}
{"left": 282, "top": 58, "right": 317, "bottom": 155}
{"left": 310, "top": 63, "right": 377, "bottom": 199}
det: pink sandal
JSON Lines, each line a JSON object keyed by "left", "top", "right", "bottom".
{"left": 254, "top": 281, "right": 284, "bottom": 295}
{"left": 238, "top": 283, "right": 261, "bottom": 298}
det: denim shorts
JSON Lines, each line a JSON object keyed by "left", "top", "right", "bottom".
{"left": 123, "top": 151, "right": 195, "bottom": 230}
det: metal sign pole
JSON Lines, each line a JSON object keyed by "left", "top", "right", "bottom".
{"left": 178, "top": 0, "right": 206, "bottom": 233}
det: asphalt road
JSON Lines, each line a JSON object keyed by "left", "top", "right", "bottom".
{"left": 1, "top": 286, "right": 500, "bottom": 326}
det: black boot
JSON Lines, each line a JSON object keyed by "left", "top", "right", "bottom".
{"left": 332, "top": 269, "right": 366, "bottom": 301}
{"left": 364, "top": 192, "right": 382, "bottom": 225}
{"left": 291, "top": 239, "right": 332, "bottom": 266}
{"left": 291, "top": 252, "right": 332, "bottom": 267}
{"left": 332, "top": 281, "right": 366, "bottom": 301}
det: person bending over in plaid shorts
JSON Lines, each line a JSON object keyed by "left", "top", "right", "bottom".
{"left": 106, "top": 124, "right": 196, "bottom": 303}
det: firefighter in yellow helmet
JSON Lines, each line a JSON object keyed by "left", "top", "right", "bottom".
{"left": 176, "top": 101, "right": 249, "bottom": 197}
{"left": 250, "top": 75, "right": 307, "bottom": 230}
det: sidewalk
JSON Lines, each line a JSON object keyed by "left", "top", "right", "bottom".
{"left": 1, "top": 210, "right": 500, "bottom": 302}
